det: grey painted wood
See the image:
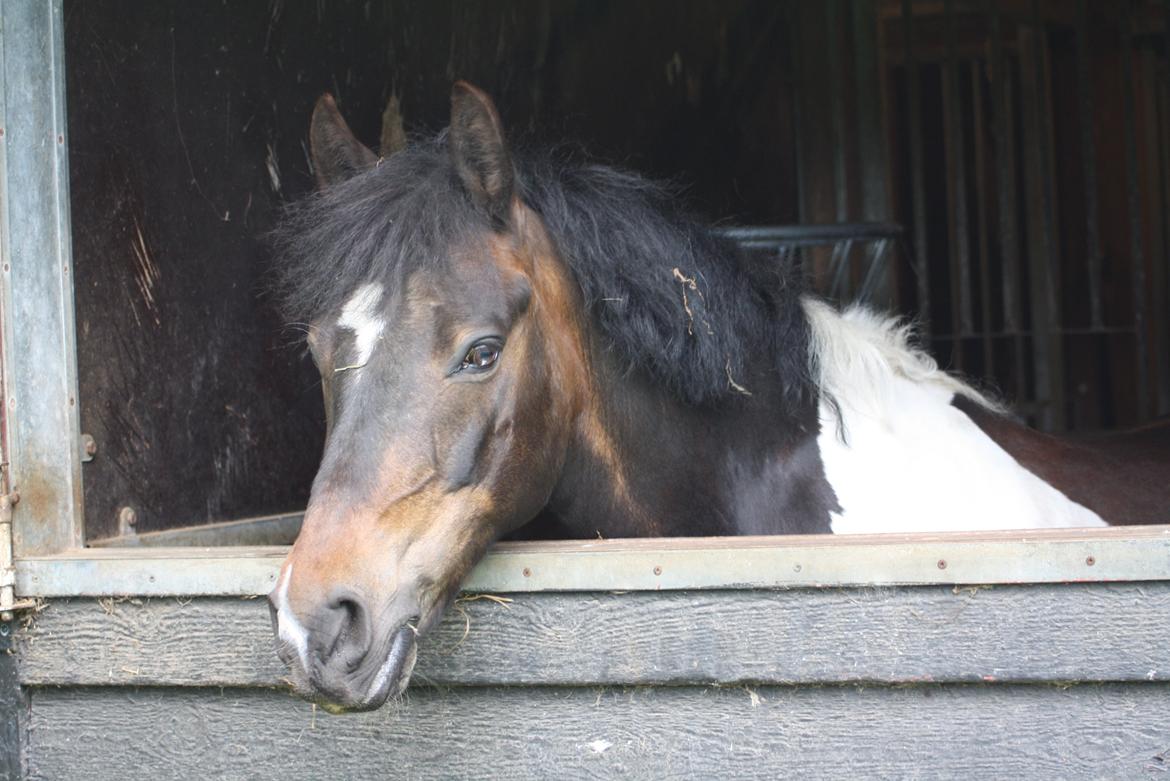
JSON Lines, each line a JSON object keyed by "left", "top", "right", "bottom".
{"left": 24, "top": 683, "right": 1170, "bottom": 780}
{"left": 0, "top": 621, "right": 25, "bottom": 781}
{"left": 19, "top": 529, "right": 1170, "bottom": 597}
{"left": 18, "top": 583, "right": 1170, "bottom": 687}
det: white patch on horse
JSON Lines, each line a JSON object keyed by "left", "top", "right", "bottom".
{"left": 336, "top": 283, "right": 386, "bottom": 370}
{"left": 272, "top": 564, "right": 311, "bottom": 670}
{"left": 804, "top": 298, "right": 1107, "bottom": 533}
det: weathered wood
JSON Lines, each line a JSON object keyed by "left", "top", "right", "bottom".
{"left": 0, "top": 620, "right": 25, "bottom": 781}
{"left": 18, "top": 583, "right": 1170, "bottom": 688}
{"left": 18, "top": 526, "right": 1170, "bottom": 597}
{"left": 25, "top": 683, "right": 1170, "bottom": 780}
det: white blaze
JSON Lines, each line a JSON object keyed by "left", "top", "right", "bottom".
{"left": 337, "top": 283, "right": 386, "bottom": 368}
{"left": 273, "top": 564, "right": 311, "bottom": 670}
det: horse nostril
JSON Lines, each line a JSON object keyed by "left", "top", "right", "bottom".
{"left": 317, "top": 591, "right": 372, "bottom": 671}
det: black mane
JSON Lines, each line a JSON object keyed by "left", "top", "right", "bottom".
{"left": 272, "top": 134, "right": 812, "bottom": 407}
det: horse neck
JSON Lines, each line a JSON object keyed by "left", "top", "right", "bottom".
{"left": 546, "top": 343, "right": 831, "bottom": 538}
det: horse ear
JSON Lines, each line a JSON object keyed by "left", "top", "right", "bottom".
{"left": 309, "top": 94, "right": 379, "bottom": 189}
{"left": 449, "top": 81, "right": 513, "bottom": 224}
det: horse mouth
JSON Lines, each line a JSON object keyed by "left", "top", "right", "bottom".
{"left": 362, "top": 623, "right": 419, "bottom": 706}
{"left": 308, "top": 621, "right": 419, "bottom": 714}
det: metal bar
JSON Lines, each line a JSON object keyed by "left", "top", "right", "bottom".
{"left": 829, "top": 239, "right": 854, "bottom": 299}
{"left": 989, "top": 3, "right": 1028, "bottom": 404}
{"left": 1121, "top": 0, "right": 1150, "bottom": 420}
{"left": 1025, "top": 0, "right": 1065, "bottom": 430}
{"left": 1076, "top": 0, "right": 1105, "bottom": 330}
{"left": 87, "top": 511, "right": 303, "bottom": 548}
{"left": 945, "top": 0, "right": 974, "bottom": 338}
{"left": 790, "top": 0, "right": 809, "bottom": 225}
{"left": 1159, "top": 0, "right": 1170, "bottom": 415}
{"left": 15, "top": 527, "right": 1170, "bottom": 597}
{"left": 902, "top": 0, "right": 932, "bottom": 329}
{"left": 826, "top": 0, "right": 849, "bottom": 221}
{"left": 719, "top": 222, "right": 904, "bottom": 246}
{"left": 0, "top": 0, "right": 84, "bottom": 556}
{"left": 858, "top": 238, "right": 888, "bottom": 303}
{"left": 1138, "top": 42, "right": 1169, "bottom": 419}
{"left": 972, "top": 51, "right": 995, "bottom": 377}
{"left": 852, "top": 0, "right": 891, "bottom": 306}
{"left": 853, "top": 0, "right": 887, "bottom": 223}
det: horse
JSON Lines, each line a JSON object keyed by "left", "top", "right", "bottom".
{"left": 267, "top": 82, "right": 1170, "bottom": 712}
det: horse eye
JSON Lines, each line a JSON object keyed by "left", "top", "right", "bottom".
{"left": 463, "top": 342, "right": 501, "bottom": 371}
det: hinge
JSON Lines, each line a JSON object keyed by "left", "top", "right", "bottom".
{"left": 0, "top": 492, "right": 36, "bottom": 621}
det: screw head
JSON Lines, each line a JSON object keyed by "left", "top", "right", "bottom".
{"left": 1085, "top": 556, "right": 1096, "bottom": 566}
{"left": 937, "top": 559, "right": 948, "bottom": 570}
{"left": 653, "top": 566, "right": 662, "bottom": 576}
{"left": 522, "top": 567, "right": 531, "bottom": 578}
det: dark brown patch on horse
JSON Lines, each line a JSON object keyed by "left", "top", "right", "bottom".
{"left": 952, "top": 395, "right": 1170, "bottom": 525}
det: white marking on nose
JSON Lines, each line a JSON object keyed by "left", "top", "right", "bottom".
{"left": 337, "top": 283, "right": 386, "bottom": 369}
{"left": 273, "top": 564, "right": 311, "bottom": 670}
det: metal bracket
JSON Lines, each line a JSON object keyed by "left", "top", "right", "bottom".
{"left": 0, "top": 492, "right": 36, "bottom": 622}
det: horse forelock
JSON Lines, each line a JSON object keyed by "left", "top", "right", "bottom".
{"left": 272, "top": 133, "right": 816, "bottom": 411}
{"left": 271, "top": 139, "right": 487, "bottom": 329}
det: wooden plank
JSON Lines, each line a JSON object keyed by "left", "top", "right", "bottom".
{"left": 17, "top": 526, "right": 1170, "bottom": 597}
{"left": 17, "top": 583, "right": 1170, "bottom": 688}
{"left": 0, "top": 620, "right": 25, "bottom": 781}
{"left": 25, "top": 683, "right": 1170, "bottom": 780}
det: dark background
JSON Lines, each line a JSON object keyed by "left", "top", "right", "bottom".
{"left": 65, "top": 1, "right": 1170, "bottom": 541}
{"left": 64, "top": 0, "right": 801, "bottom": 539}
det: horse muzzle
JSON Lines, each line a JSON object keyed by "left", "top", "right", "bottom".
{"left": 268, "top": 579, "right": 420, "bottom": 711}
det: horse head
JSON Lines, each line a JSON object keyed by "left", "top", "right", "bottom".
{"left": 268, "top": 84, "right": 589, "bottom": 710}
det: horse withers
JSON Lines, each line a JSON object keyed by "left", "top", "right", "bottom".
{"left": 267, "top": 82, "right": 1170, "bottom": 711}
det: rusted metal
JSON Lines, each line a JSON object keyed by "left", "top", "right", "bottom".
{"left": 0, "top": 492, "right": 35, "bottom": 621}
{"left": 14, "top": 527, "right": 1170, "bottom": 597}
